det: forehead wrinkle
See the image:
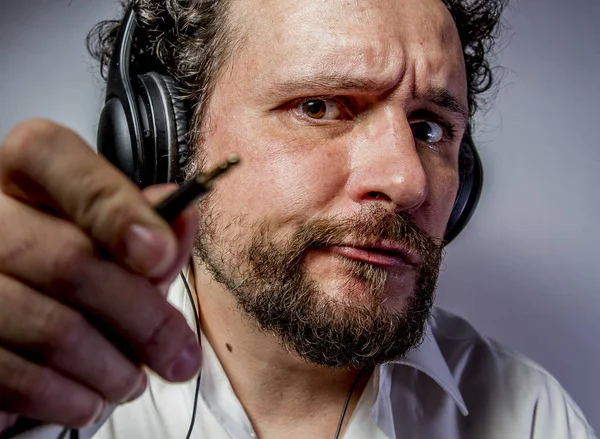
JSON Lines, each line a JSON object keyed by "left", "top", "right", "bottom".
{"left": 403, "top": 5, "right": 467, "bottom": 118}
{"left": 231, "top": 0, "right": 466, "bottom": 109}
{"left": 234, "top": 0, "right": 409, "bottom": 82}
{"left": 248, "top": 34, "right": 408, "bottom": 93}
{"left": 260, "top": 62, "right": 406, "bottom": 101}
{"left": 265, "top": 75, "right": 380, "bottom": 98}
{"left": 411, "top": 53, "right": 467, "bottom": 121}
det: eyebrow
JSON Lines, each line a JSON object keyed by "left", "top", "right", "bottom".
{"left": 269, "top": 75, "right": 388, "bottom": 95}
{"left": 266, "top": 75, "right": 469, "bottom": 125}
{"left": 418, "top": 86, "right": 469, "bottom": 126}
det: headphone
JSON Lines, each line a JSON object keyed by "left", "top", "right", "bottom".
{"left": 97, "top": 6, "right": 483, "bottom": 244}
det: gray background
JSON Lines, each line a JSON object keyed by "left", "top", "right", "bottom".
{"left": 0, "top": 0, "right": 598, "bottom": 432}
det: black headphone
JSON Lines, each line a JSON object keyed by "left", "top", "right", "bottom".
{"left": 97, "top": 7, "right": 483, "bottom": 244}
{"left": 97, "top": 6, "right": 189, "bottom": 188}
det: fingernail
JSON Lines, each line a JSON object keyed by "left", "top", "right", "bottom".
{"left": 91, "top": 400, "right": 109, "bottom": 425}
{"left": 125, "top": 225, "right": 177, "bottom": 278}
{"left": 168, "top": 339, "right": 202, "bottom": 382}
{"left": 126, "top": 372, "right": 148, "bottom": 402}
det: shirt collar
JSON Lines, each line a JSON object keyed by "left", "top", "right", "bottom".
{"left": 390, "top": 318, "right": 469, "bottom": 417}
{"left": 171, "top": 273, "right": 469, "bottom": 437}
{"left": 370, "top": 318, "right": 469, "bottom": 438}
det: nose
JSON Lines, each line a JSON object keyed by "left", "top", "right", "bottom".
{"left": 346, "top": 110, "right": 428, "bottom": 214}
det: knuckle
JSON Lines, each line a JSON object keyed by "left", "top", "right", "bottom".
{"left": 74, "top": 181, "right": 146, "bottom": 254}
{"left": 141, "top": 308, "right": 190, "bottom": 372}
{"left": 40, "top": 307, "right": 88, "bottom": 356}
{"left": 74, "top": 174, "right": 128, "bottom": 226}
{"left": 20, "top": 366, "right": 56, "bottom": 407}
{"left": 3, "top": 364, "right": 59, "bottom": 413}
{"left": 1, "top": 119, "right": 63, "bottom": 167}
{"left": 107, "top": 368, "right": 145, "bottom": 403}
{"left": 143, "top": 308, "right": 178, "bottom": 352}
{"left": 0, "top": 205, "right": 33, "bottom": 269}
{"left": 50, "top": 232, "right": 94, "bottom": 288}
{"left": 82, "top": 344, "right": 139, "bottom": 403}
{"left": 26, "top": 368, "right": 101, "bottom": 428}
{"left": 0, "top": 351, "right": 102, "bottom": 428}
{"left": 0, "top": 412, "right": 18, "bottom": 432}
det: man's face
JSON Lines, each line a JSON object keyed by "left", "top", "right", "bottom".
{"left": 194, "top": 0, "right": 468, "bottom": 367}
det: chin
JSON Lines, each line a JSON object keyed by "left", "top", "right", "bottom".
{"left": 306, "top": 256, "right": 419, "bottom": 314}
{"left": 280, "top": 271, "right": 432, "bottom": 368}
{"left": 326, "top": 277, "right": 416, "bottom": 311}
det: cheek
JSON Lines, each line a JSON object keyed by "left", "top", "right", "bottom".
{"left": 426, "top": 167, "right": 460, "bottom": 238}
{"left": 199, "top": 116, "right": 348, "bottom": 226}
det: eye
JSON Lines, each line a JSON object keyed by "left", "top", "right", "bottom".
{"left": 411, "top": 121, "right": 445, "bottom": 143}
{"left": 298, "top": 99, "right": 343, "bottom": 120}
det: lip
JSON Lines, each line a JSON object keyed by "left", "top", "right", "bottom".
{"left": 324, "top": 242, "right": 421, "bottom": 268}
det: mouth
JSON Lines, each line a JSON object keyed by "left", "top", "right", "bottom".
{"left": 323, "top": 242, "right": 421, "bottom": 268}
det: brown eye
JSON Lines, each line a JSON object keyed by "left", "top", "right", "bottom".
{"left": 302, "top": 100, "right": 328, "bottom": 119}
{"left": 298, "top": 99, "right": 344, "bottom": 120}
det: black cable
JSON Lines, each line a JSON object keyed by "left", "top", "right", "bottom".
{"left": 181, "top": 267, "right": 365, "bottom": 439}
{"left": 0, "top": 419, "right": 44, "bottom": 439}
{"left": 64, "top": 272, "right": 200, "bottom": 439}
{"left": 332, "top": 367, "right": 366, "bottom": 439}
{"left": 181, "top": 271, "right": 202, "bottom": 439}
{"left": 68, "top": 271, "right": 361, "bottom": 439}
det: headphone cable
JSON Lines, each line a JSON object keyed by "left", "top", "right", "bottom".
{"left": 332, "top": 367, "right": 366, "bottom": 439}
{"left": 181, "top": 270, "right": 365, "bottom": 439}
{"left": 180, "top": 271, "right": 202, "bottom": 439}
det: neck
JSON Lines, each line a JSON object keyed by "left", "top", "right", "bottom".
{"left": 190, "top": 259, "right": 373, "bottom": 438}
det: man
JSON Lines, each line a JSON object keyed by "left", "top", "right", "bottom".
{"left": 0, "top": 0, "right": 595, "bottom": 438}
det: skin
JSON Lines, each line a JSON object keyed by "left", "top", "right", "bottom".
{"left": 193, "top": 0, "right": 468, "bottom": 437}
{"left": 0, "top": 0, "right": 467, "bottom": 436}
{"left": 0, "top": 123, "right": 202, "bottom": 429}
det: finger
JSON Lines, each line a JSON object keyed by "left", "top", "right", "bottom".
{"left": 0, "top": 119, "right": 177, "bottom": 279}
{"left": 141, "top": 185, "right": 199, "bottom": 291}
{"left": 0, "top": 347, "right": 106, "bottom": 429}
{"left": 140, "top": 184, "right": 178, "bottom": 205}
{"left": 0, "top": 274, "right": 146, "bottom": 404}
{"left": 0, "top": 196, "right": 200, "bottom": 382}
{"left": 0, "top": 412, "right": 18, "bottom": 433}
{"left": 158, "top": 205, "right": 199, "bottom": 291}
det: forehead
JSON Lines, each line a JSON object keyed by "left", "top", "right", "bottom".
{"left": 229, "top": 0, "right": 466, "bottom": 101}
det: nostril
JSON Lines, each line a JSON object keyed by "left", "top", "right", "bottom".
{"left": 365, "top": 191, "right": 391, "bottom": 201}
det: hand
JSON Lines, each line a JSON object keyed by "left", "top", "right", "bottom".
{"left": 0, "top": 119, "right": 201, "bottom": 431}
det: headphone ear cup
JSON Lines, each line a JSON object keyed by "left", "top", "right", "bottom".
{"left": 444, "top": 133, "right": 483, "bottom": 244}
{"left": 135, "top": 72, "right": 190, "bottom": 185}
{"left": 97, "top": 97, "right": 138, "bottom": 181}
{"left": 160, "top": 75, "right": 191, "bottom": 177}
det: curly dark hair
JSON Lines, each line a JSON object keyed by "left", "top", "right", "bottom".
{"left": 87, "top": 0, "right": 507, "bottom": 172}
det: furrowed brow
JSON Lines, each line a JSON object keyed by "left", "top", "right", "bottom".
{"left": 420, "top": 86, "right": 469, "bottom": 126}
{"left": 266, "top": 74, "right": 390, "bottom": 98}
{"left": 263, "top": 74, "right": 470, "bottom": 126}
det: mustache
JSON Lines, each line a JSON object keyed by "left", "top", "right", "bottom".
{"left": 286, "top": 206, "right": 444, "bottom": 267}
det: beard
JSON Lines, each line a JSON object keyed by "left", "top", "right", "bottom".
{"left": 194, "top": 196, "right": 444, "bottom": 368}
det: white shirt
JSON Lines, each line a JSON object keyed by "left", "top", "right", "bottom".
{"left": 12, "top": 275, "right": 597, "bottom": 439}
